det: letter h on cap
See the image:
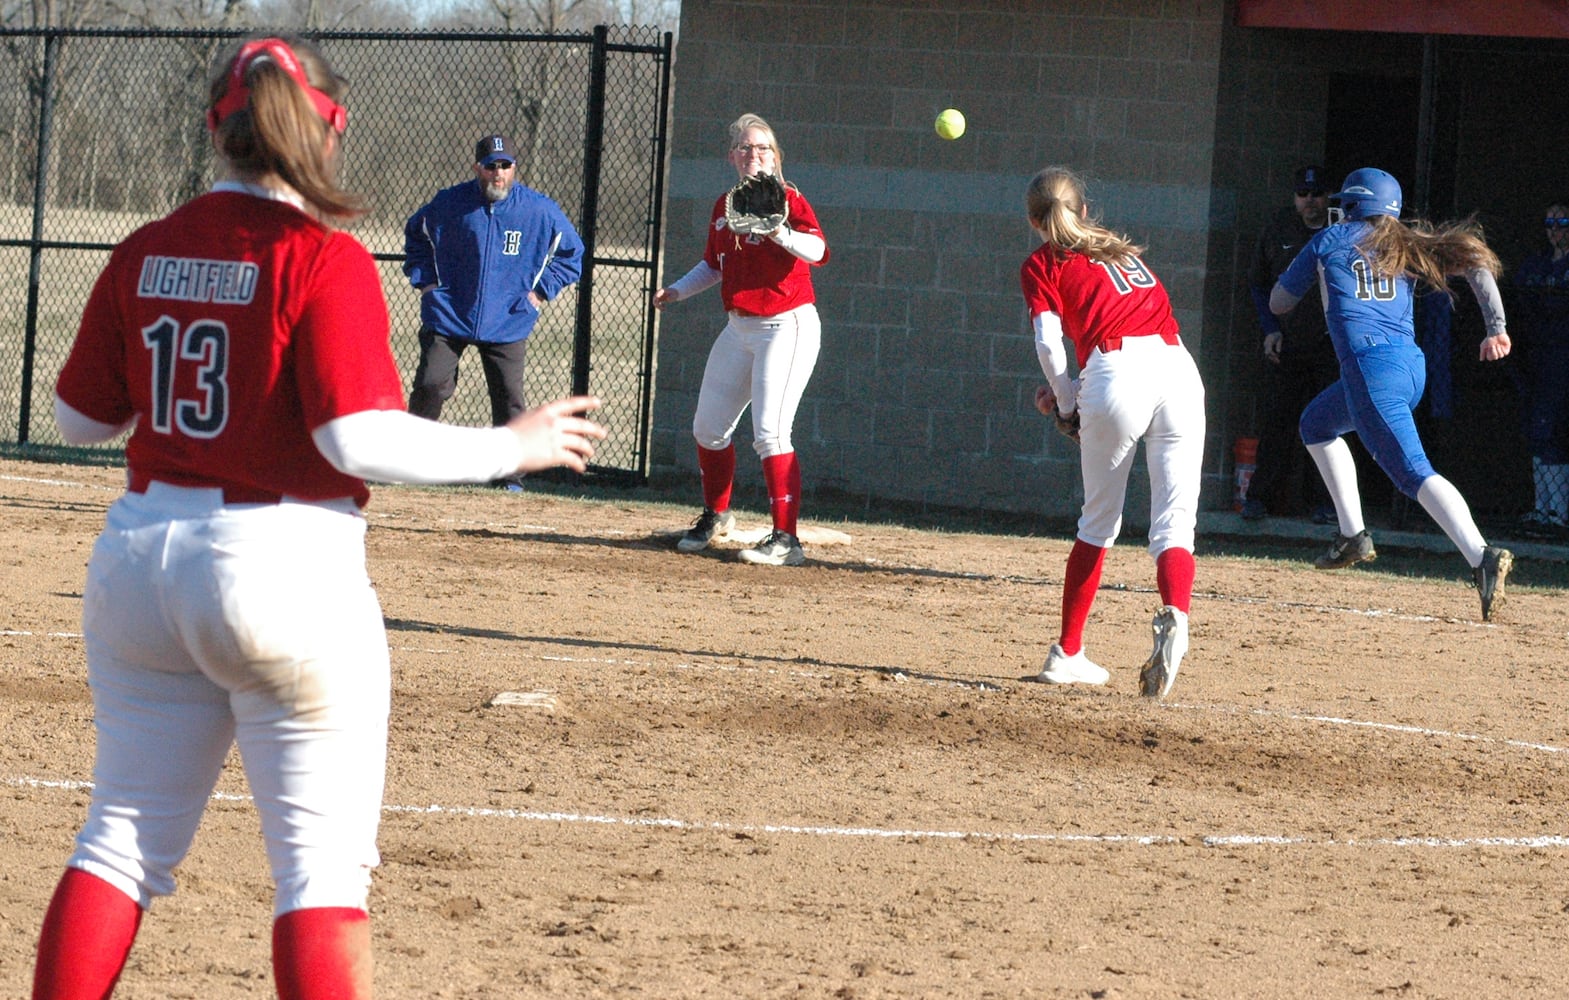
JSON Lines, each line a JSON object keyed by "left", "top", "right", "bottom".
{"left": 475, "top": 134, "right": 514, "bottom": 165}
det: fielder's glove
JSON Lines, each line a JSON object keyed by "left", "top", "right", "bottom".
{"left": 724, "top": 172, "right": 789, "bottom": 235}
{"left": 1034, "top": 384, "right": 1081, "bottom": 444}
{"left": 1053, "top": 408, "right": 1082, "bottom": 444}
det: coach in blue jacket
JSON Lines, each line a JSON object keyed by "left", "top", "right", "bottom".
{"left": 402, "top": 133, "right": 584, "bottom": 485}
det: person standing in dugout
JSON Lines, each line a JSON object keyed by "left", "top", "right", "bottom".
{"left": 1271, "top": 167, "right": 1513, "bottom": 620}
{"left": 1507, "top": 199, "right": 1569, "bottom": 533}
{"left": 33, "top": 37, "right": 604, "bottom": 999}
{"left": 655, "top": 112, "right": 829, "bottom": 566}
{"left": 402, "top": 133, "right": 585, "bottom": 490}
{"left": 1022, "top": 166, "right": 1206, "bottom": 700}
{"left": 1241, "top": 165, "right": 1339, "bottom": 523}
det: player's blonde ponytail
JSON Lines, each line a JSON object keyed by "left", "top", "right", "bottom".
{"left": 1025, "top": 166, "right": 1145, "bottom": 266}
{"left": 208, "top": 36, "right": 365, "bottom": 222}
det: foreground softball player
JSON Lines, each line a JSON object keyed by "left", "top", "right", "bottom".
{"left": 1022, "top": 166, "right": 1206, "bottom": 700}
{"left": 33, "top": 37, "right": 603, "bottom": 1000}
{"left": 1271, "top": 167, "right": 1513, "bottom": 620}
{"left": 655, "top": 112, "right": 829, "bottom": 566}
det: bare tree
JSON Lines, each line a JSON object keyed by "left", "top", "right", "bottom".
{"left": 615, "top": 0, "right": 675, "bottom": 29}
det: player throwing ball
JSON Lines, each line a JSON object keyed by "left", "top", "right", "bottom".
{"left": 33, "top": 37, "right": 604, "bottom": 1000}
{"left": 1271, "top": 167, "right": 1513, "bottom": 620}
{"left": 1022, "top": 166, "right": 1206, "bottom": 700}
{"left": 655, "top": 113, "right": 829, "bottom": 566}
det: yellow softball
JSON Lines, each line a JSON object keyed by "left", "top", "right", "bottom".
{"left": 935, "top": 108, "right": 965, "bottom": 140}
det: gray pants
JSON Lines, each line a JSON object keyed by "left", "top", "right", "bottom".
{"left": 408, "top": 328, "right": 530, "bottom": 427}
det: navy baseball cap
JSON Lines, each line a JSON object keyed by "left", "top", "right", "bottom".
{"left": 475, "top": 134, "right": 515, "bottom": 166}
{"left": 1294, "top": 165, "right": 1327, "bottom": 193}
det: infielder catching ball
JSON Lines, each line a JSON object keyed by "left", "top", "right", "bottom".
{"left": 34, "top": 36, "right": 603, "bottom": 1000}
{"left": 1271, "top": 166, "right": 1513, "bottom": 620}
{"left": 1022, "top": 166, "right": 1206, "bottom": 700}
{"left": 655, "top": 112, "right": 829, "bottom": 566}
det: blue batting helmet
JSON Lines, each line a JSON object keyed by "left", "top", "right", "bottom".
{"left": 1333, "top": 168, "right": 1402, "bottom": 221}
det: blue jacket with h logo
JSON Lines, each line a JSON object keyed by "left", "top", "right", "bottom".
{"left": 402, "top": 179, "right": 584, "bottom": 344}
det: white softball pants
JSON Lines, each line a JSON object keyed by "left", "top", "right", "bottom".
{"left": 1075, "top": 336, "right": 1206, "bottom": 555}
{"left": 69, "top": 482, "right": 389, "bottom": 917}
{"left": 692, "top": 303, "right": 821, "bottom": 458}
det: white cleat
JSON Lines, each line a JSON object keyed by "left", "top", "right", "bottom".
{"left": 1037, "top": 644, "right": 1110, "bottom": 686}
{"left": 1139, "top": 606, "right": 1188, "bottom": 700}
{"left": 736, "top": 529, "right": 805, "bottom": 566}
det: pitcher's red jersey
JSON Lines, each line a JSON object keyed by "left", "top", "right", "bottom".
{"left": 1020, "top": 244, "right": 1179, "bottom": 358}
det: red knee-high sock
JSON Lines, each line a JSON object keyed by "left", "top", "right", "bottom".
{"left": 760, "top": 452, "right": 800, "bottom": 535}
{"left": 1155, "top": 547, "right": 1195, "bottom": 614}
{"left": 273, "top": 907, "right": 372, "bottom": 1000}
{"left": 1059, "top": 539, "right": 1107, "bottom": 655}
{"left": 696, "top": 443, "right": 735, "bottom": 513}
{"left": 33, "top": 867, "right": 144, "bottom": 1000}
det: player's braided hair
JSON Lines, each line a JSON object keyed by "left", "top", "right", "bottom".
{"left": 1355, "top": 214, "right": 1501, "bottom": 297}
{"left": 1025, "top": 165, "right": 1146, "bottom": 268}
{"left": 208, "top": 36, "right": 364, "bottom": 222}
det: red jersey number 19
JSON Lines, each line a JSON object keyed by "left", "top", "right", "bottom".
{"left": 1093, "top": 257, "right": 1156, "bottom": 295}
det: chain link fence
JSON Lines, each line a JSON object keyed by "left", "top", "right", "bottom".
{"left": 0, "top": 25, "right": 672, "bottom": 482}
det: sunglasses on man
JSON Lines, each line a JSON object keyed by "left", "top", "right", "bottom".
{"left": 481, "top": 160, "right": 515, "bottom": 171}
{"left": 1545, "top": 217, "right": 1569, "bottom": 229}
{"left": 1296, "top": 188, "right": 1327, "bottom": 198}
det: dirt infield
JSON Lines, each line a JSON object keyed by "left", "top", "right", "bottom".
{"left": 3, "top": 456, "right": 1568, "bottom": 999}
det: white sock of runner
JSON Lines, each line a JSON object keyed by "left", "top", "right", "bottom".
{"left": 1416, "top": 475, "right": 1486, "bottom": 568}
{"left": 1305, "top": 438, "right": 1365, "bottom": 537}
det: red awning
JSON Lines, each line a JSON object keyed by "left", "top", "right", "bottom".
{"left": 1235, "top": 0, "right": 1569, "bottom": 40}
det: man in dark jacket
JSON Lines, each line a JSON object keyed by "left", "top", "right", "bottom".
{"left": 1241, "top": 164, "right": 1338, "bottom": 521}
{"left": 403, "top": 133, "right": 584, "bottom": 488}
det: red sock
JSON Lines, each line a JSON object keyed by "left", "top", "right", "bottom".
{"left": 33, "top": 867, "right": 143, "bottom": 1000}
{"left": 760, "top": 452, "right": 800, "bottom": 535}
{"left": 273, "top": 907, "right": 372, "bottom": 1000}
{"left": 696, "top": 443, "right": 735, "bottom": 512}
{"left": 1155, "top": 547, "right": 1195, "bottom": 614}
{"left": 1059, "top": 539, "right": 1106, "bottom": 655}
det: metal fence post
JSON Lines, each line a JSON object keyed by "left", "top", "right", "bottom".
{"left": 572, "top": 24, "right": 608, "bottom": 399}
{"left": 18, "top": 31, "right": 59, "bottom": 445}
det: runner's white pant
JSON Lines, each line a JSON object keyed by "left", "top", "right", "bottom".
{"left": 69, "top": 483, "right": 389, "bottom": 917}
{"left": 692, "top": 303, "right": 821, "bottom": 459}
{"left": 1075, "top": 336, "right": 1206, "bottom": 555}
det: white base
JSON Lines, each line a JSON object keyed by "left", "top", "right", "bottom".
{"left": 661, "top": 522, "right": 851, "bottom": 546}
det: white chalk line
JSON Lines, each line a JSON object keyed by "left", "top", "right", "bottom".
{"left": 7, "top": 775, "right": 1566, "bottom": 850}
{"left": 372, "top": 511, "right": 640, "bottom": 537}
{"left": 1181, "top": 703, "right": 1569, "bottom": 756}
{"left": 0, "top": 473, "right": 117, "bottom": 492}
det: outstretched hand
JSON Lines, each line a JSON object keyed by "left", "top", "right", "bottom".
{"left": 505, "top": 396, "right": 607, "bottom": 473}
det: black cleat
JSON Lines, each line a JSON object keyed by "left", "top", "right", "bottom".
{"left": 676, "top": 508, "right": 735, "bottom": 553}
{"left": 1474, "top": 546, "right": 1512, "bottom": 622}
{"left": 1315, "top": 529, "right": 1376, "bottom": 570}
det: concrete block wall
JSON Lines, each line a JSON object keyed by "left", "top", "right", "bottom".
{"left": 654, "top": 0, "right": 1227, "bottom": 524}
